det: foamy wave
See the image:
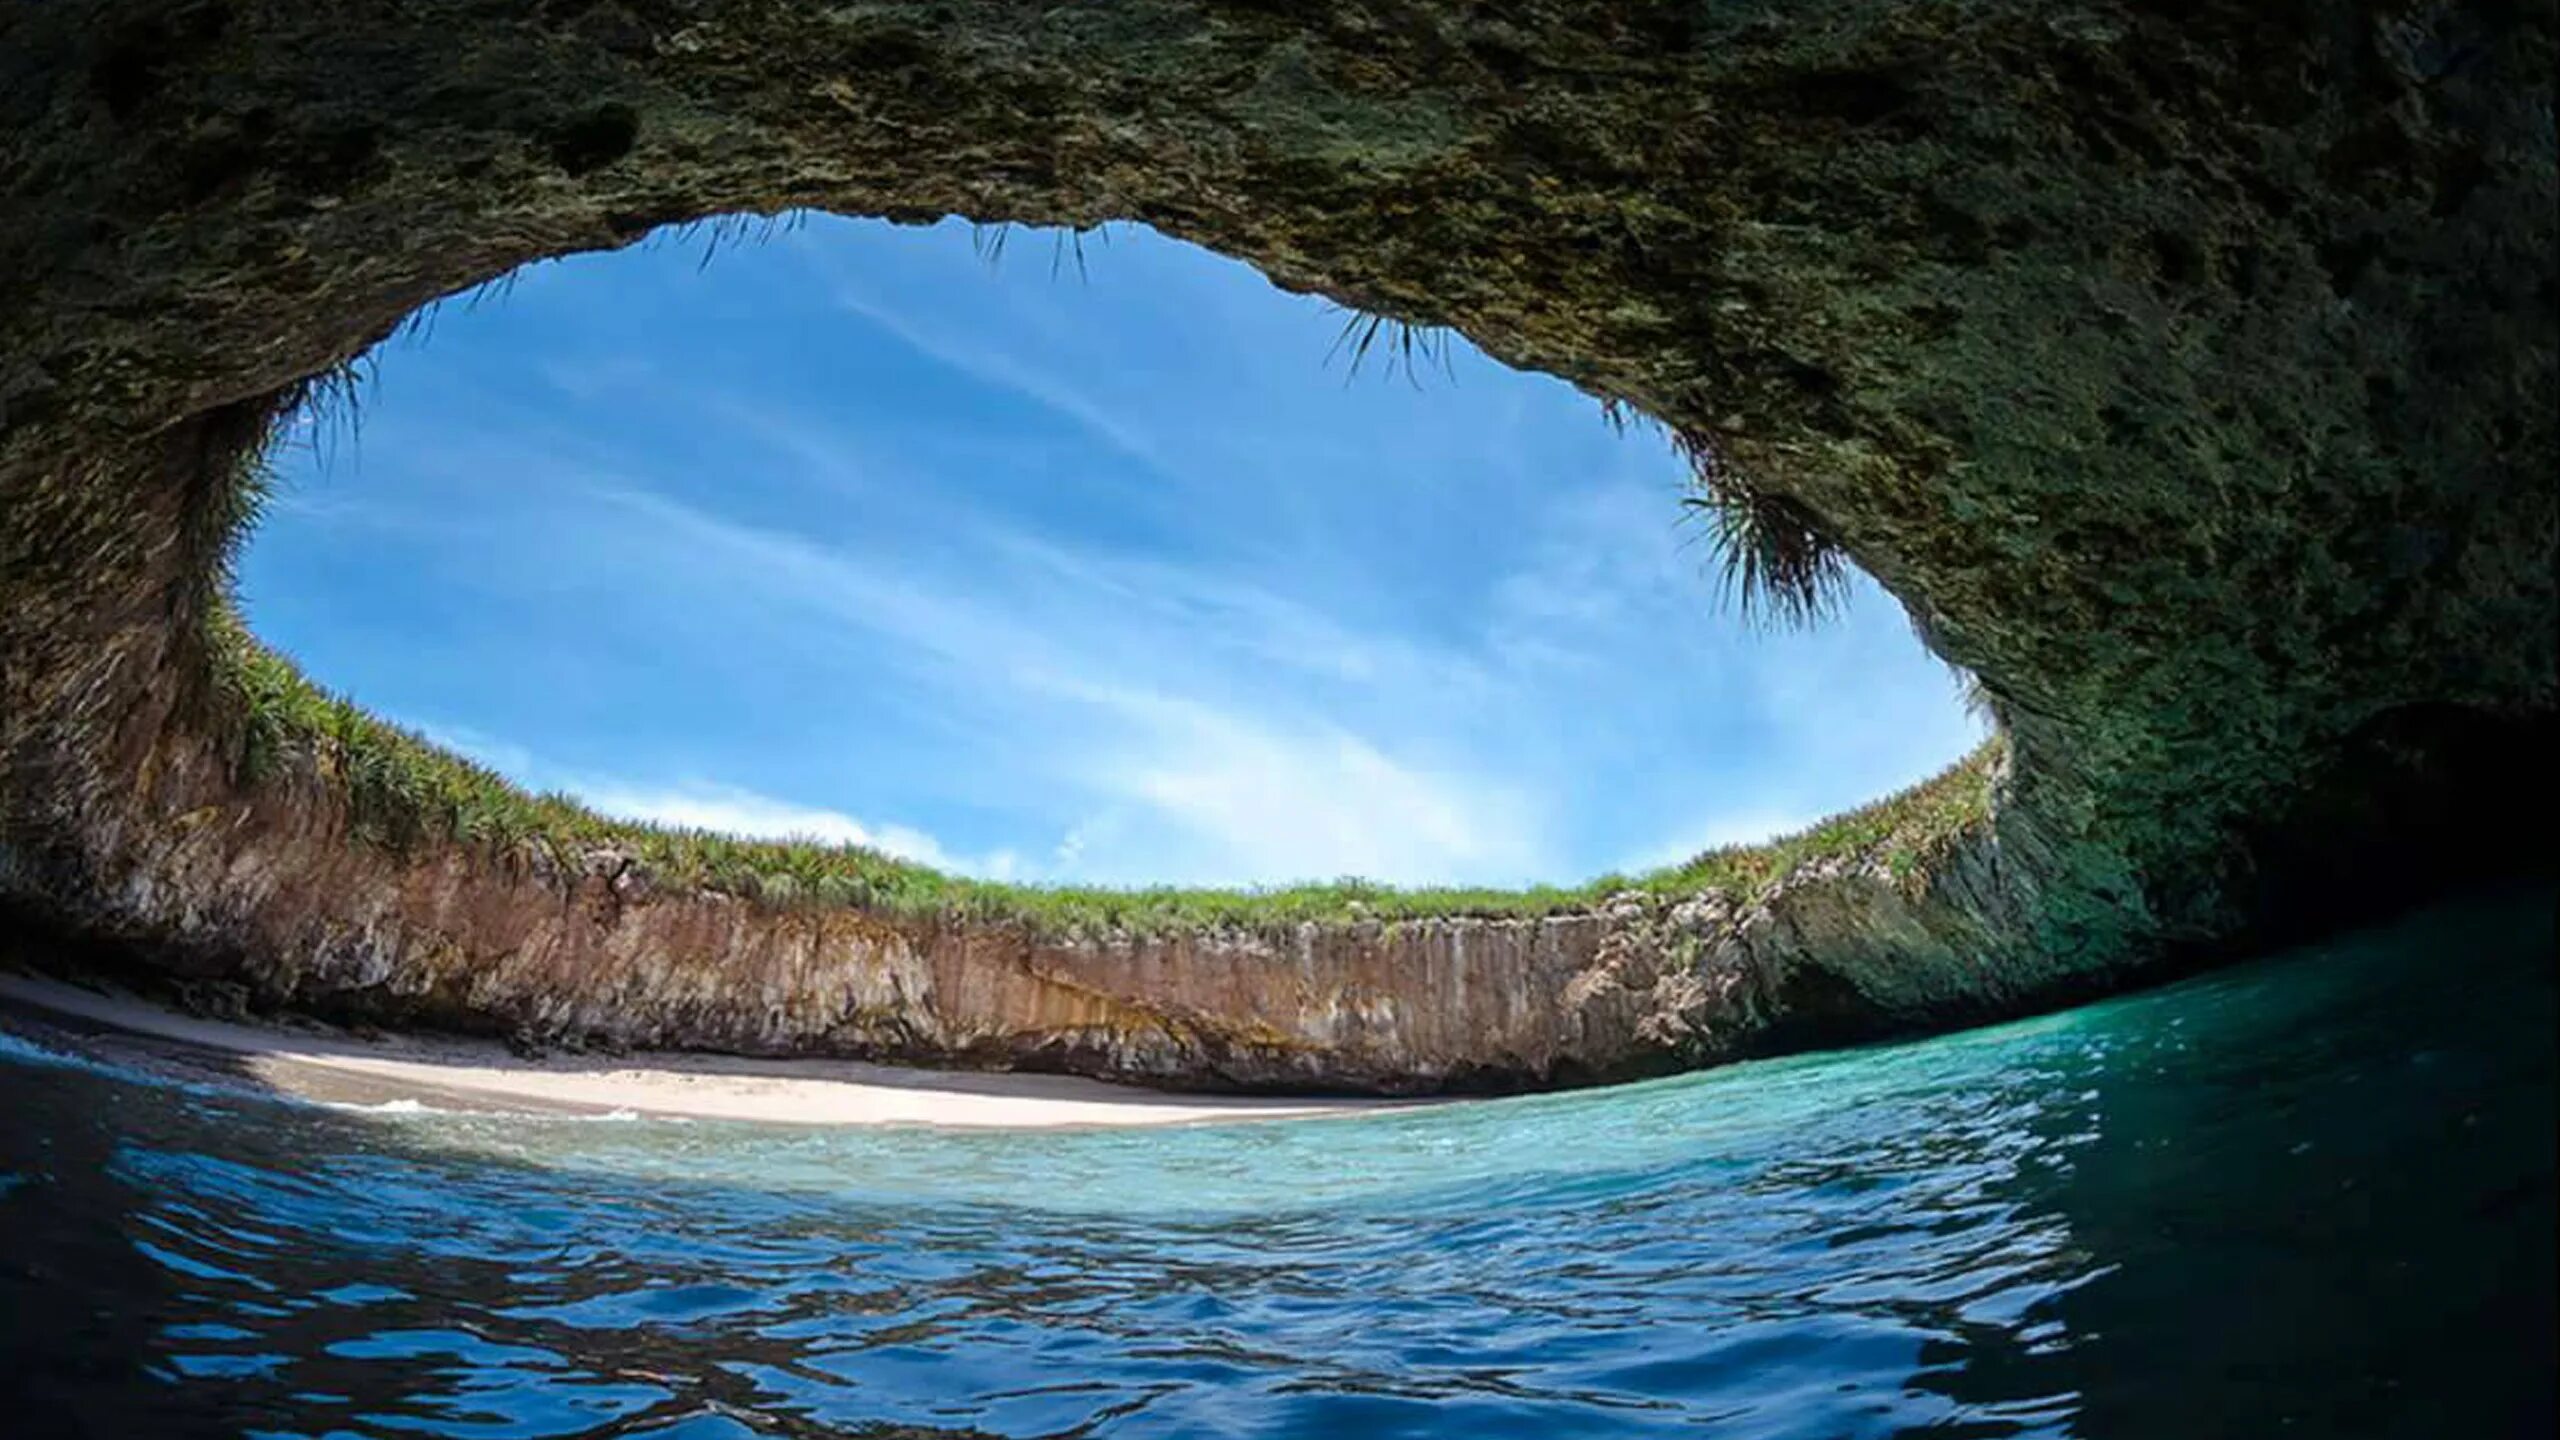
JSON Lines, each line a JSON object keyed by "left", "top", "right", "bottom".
{"left": 0, "top": 1023, "right": 253, "bottom": 1104}
{"left": 320, "top": 1097, "right": 445, "bottom": 1116}
{"left": 319, "top": 1096, "right": 671, "bottom": 1125}
{"left": 0, "top": 1028, "right": 92, "bottom": 1072}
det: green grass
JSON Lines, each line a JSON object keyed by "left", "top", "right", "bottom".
{"left": 207, "top": 606, "right": 2001, "bottom": 938}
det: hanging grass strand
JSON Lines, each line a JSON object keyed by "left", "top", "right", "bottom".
{"left": 1681, "top": 478, "right": 1850, "bottom": 629}
{"left": 1323, "top": 306, "right": 1454, "bottom": 388}
{"left": 1617, "top": 410, "right": 1853, "bottom": 630}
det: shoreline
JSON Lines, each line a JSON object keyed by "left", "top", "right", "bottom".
{"left": 0, "top": 973, "right": 1405, "bottom": 1129}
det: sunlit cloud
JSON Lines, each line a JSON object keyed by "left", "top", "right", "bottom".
{"left": 575, "top": 779, "right": 1023, "bottom": 882}
{"left": 556, "top": 482, "right": 1551, "bottom": 886}
{"left": 419, "top": 721, "right": 1021, "bottom": 880}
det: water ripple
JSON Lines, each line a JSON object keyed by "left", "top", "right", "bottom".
{"left": 1, "top": 890, "right": 2552, "bottom": 1437}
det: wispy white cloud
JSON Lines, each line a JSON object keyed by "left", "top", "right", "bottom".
{"left": 577, "top": 779, "right": 1023, "bottom": 881}
{"left": 818, "top": 273, "right": 1180, "bottom": 482}
{"left": 1030, "top": 682, "right": 1545, "bottom": 888}
{"left": 418, "top": 719, "right": 1022, "bottom": 879}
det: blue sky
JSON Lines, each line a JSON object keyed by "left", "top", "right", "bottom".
{"left": 242, "top": 215, "right": 1981, "bottom": 889}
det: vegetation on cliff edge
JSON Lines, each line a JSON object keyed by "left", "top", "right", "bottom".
{"left": 208, "top": 607, "right": 2000, "bottom": 938}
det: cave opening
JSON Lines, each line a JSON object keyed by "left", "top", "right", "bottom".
{"left": 4, "top": 0, "right": 2541, "bottom": 1091}
{"left": 224, "top": 212, "right": 1989, "bottom": 900}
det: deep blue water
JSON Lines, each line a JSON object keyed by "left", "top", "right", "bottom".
{"left": 1, "top": 890, "right": 2551, "bottom": 1438}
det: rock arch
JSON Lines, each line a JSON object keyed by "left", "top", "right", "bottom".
{"left": 1, "top": 1, "right": 2550, "bottom": 1090}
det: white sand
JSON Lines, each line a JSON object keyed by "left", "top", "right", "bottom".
{"left": 0, "top": 973, "right": 1401, "bottom": 1129}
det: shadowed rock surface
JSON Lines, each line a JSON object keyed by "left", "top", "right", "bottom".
{"left": 2, "top": 0, "right": 2551, "bottom": 1091}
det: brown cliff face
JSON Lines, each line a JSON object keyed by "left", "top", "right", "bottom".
{"left": 2, "top": 1, "right": 2553, "bottom": 1093}
{"left": 6, "top": 693, "right": 2057, "bottom": 1092}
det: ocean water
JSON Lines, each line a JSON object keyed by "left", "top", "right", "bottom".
{"left": 0, "top": 891, "right": 2550, "bottom": 1439}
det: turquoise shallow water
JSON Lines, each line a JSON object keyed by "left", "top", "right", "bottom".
{"left": 1, "top": 890, "right": 2551, "bottom": 1438}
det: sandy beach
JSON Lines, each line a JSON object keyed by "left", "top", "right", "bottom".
{"left": 0, "top": 972, "right": 1397, "bottom": 1129}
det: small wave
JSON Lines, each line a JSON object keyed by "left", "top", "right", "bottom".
{"left": 320, "top": 1097, "right": 445, "bottom": 1116}
{"left": 0, "top": 1028, "right": 90, "bottom": 1071}
{"left": 0, "top": 1025, "right": 188, "bottom": 1089}
{"left": 0, "top": 1023, "right": 262, "bottom": 1106}
{"left": 317, "top": 1096, "right": 671, "bottom": 1126}
{"left": 3, "top": 1015, "right": 694, "bottom": 1129}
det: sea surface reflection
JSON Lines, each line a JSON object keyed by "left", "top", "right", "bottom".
{"left": 2, "top": 889, "right": 2550, "bottom": 1438}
